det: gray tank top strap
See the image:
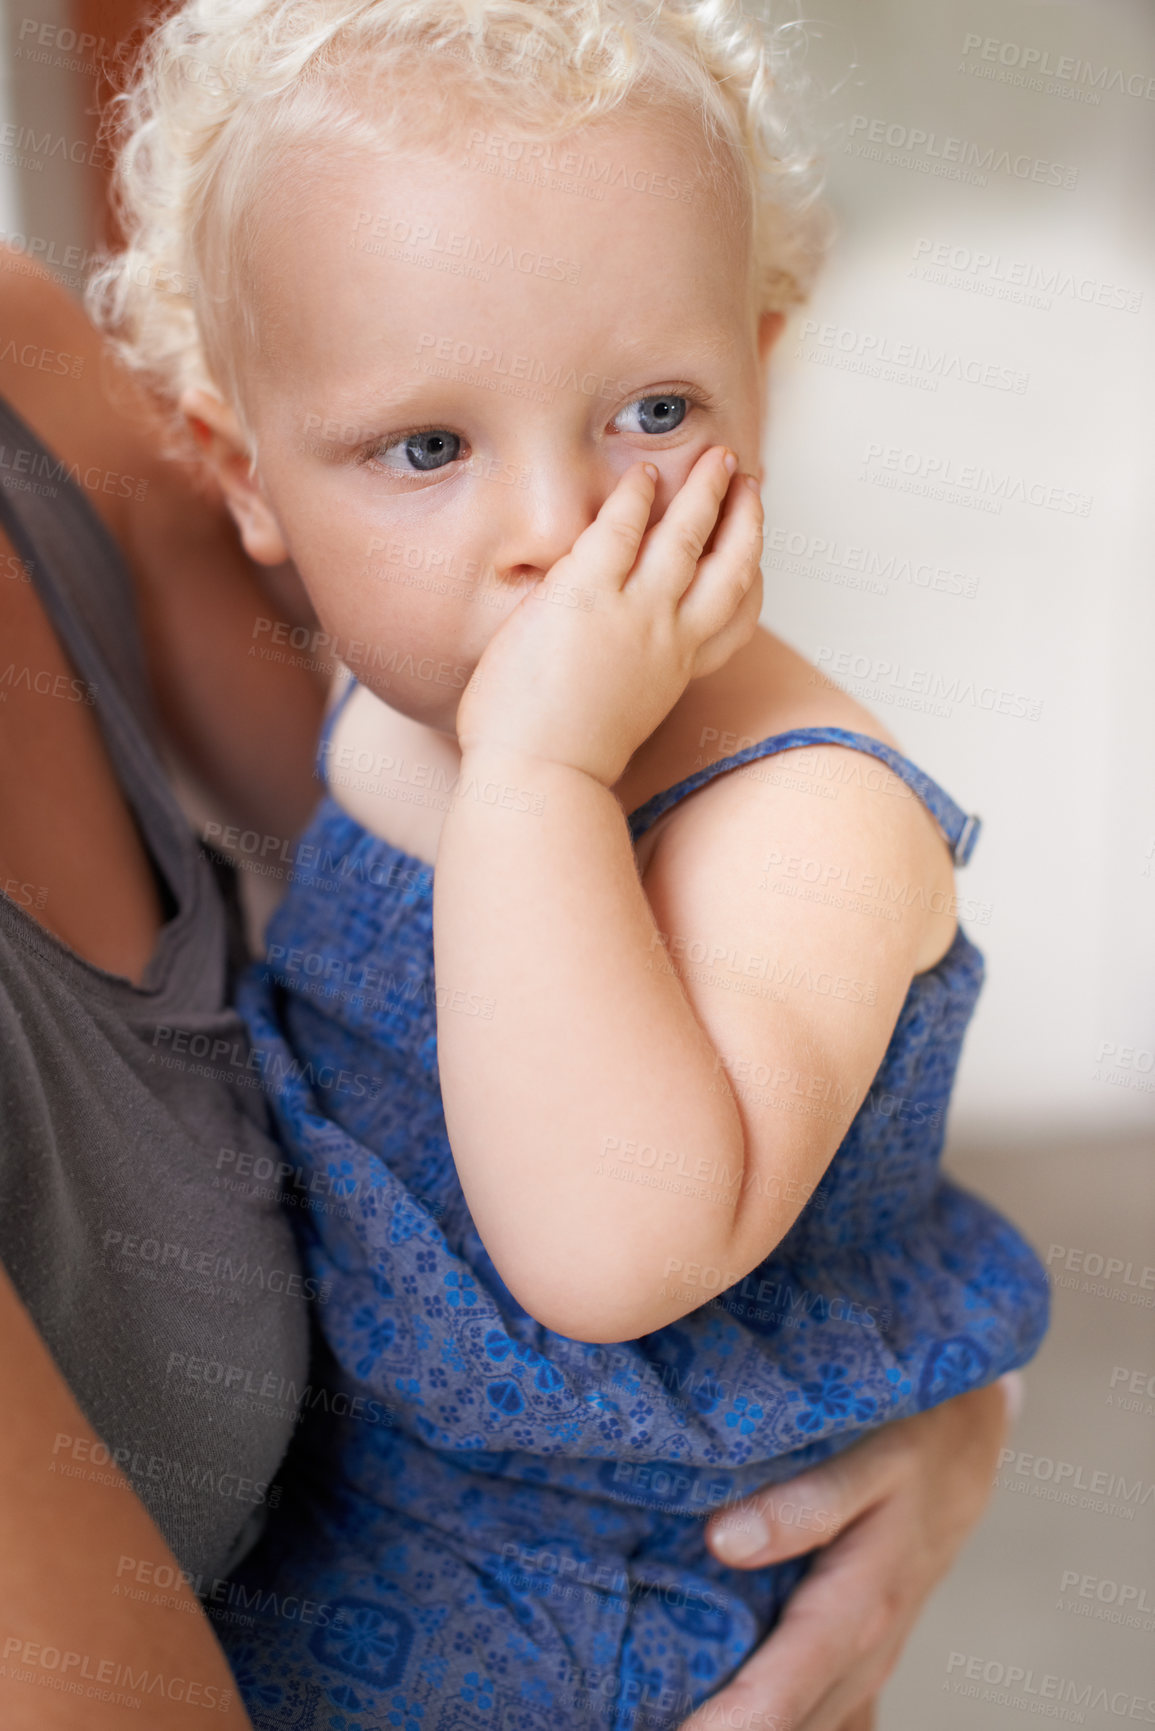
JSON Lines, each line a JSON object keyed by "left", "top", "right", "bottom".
{"left": 0, "top": 394, "right": 153, "bottom": 723}
{"left": 0, "top": 394, "right": 194, "bottom": 917}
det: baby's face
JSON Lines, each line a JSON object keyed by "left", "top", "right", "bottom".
{"left": 226, "top": 106, "right": 775, "bottom": 730}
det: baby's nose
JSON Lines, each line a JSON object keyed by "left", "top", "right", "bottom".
{"left": 487, "top": 460, "right": 605, "bottom": 582}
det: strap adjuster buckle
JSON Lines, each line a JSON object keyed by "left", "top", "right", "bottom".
{"left": 953, "top": 812, "right": 980, "bottom": 867}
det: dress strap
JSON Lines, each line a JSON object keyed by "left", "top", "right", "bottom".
{"left": 315, "top": 673, "right": 361, "bottom": 782}
{"left": 626, "top": 726, "right": 981, "bottom": 866}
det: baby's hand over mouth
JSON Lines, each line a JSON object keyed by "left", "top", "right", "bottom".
{"left": 454, "top": 446, "right": 763, "bottom": 789}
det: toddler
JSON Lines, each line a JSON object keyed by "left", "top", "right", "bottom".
{"left": 91, "top": 1, "right": 1050, "bottom": 1726}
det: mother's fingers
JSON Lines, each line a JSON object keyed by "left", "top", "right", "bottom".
{"left": 706, "top": 1425, "right": 905, "bottom": 1568}
{"left": 833, "top": 1700, "right": 878, "bottom": 1731}
{"left": 803, "top": 1654, "right": 893, "bottom": 1731}
{"left": 792, "top": 1625, "right": 905, "bottom": 1731}
{"left": 800, "top": 1663, "right": 893, "bottom": 1731}
{"left": 677, "top": 1503, "right": 905, "bottom": 1731}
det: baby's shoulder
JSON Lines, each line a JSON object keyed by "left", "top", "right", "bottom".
{"left": 629, "top": 629, "right": 961, "bottom": 976}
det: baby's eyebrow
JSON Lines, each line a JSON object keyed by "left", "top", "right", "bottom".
{"left": 613, "top": 327, "right": 736, "bottom": 365}
{"left": 311, "top": 383, "right": 428, "bottom": 428}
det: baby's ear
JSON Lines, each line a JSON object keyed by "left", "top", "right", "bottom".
{"left": 179, "top": 386, "right": 289, "bottom": 566}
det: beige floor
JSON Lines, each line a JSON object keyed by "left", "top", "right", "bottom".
{"left": 880, "top": 1137, "right": 1155, "bottom": 1729}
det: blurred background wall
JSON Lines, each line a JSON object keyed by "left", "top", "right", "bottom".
{"left": 764, "top": 0, "right": 1155, "bottom": 1148}
{"left": 0, "top": 0, "right": 1151, "bottom": 1725}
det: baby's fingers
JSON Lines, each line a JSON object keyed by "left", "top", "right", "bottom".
{"left": 558, "top": 460, "right": 659, "bottom": 594}
{"left": 677, "top": 471, "right": 763, "bottom": 640}
{"left": 630, "top": 445, "right": 738, "bottom": 601}
{"left": 687, "top": 559, "right": 763, "bottom": 681}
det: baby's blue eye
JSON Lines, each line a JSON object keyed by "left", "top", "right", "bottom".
{"left": 377, "top": 430, "right": 462, "bottom": 473}
{"left": 616, "top": 395, "right": 689, "bottom": 436}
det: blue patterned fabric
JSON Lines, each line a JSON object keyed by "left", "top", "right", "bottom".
{"left": 218, "top": 705, "right": 1050, "bottom": 1730}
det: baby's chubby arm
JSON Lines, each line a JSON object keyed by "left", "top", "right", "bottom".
{"left": 433, "top": 449, "right": 934, "bottom": 1343}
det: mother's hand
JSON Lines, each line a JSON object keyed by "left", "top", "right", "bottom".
{"left": 678, "top": 1376, "right": 1020, "bottom": 1731}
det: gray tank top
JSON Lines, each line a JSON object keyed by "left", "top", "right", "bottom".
{"left": 0, "top": 394, "right": 310, "bottom": 1586}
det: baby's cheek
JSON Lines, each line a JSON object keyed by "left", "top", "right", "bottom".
{"left": 352, "top": 660, "right": 473, "bottom": 721}
{"left": 322, "top": 592, "right": 477, "bottom": 722}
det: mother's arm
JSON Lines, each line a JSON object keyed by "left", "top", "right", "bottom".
{"left": 0, "top": 1263, "right": 253, "bottom": 1728}
{"left": 679, "top": 1377, "right": 1017, "bottom": 1731}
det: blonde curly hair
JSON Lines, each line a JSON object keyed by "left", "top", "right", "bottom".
{"left": 87, "top": 0, "right": 832, "bottom": 453}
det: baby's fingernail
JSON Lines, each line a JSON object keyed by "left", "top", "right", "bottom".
{"left": 722, "top": 449, "right": 739, "bottom": 475}
{"left": 710, "top": 1509, "right": 769, "bottom": 1562}
{"left": 743, "top": 473, "right": 761, "bottom": 495}
{"left": 642, "top": 462, "right": 659, "bottom": 482}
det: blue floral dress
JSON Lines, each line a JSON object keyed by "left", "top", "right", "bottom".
{"left": 217, "top": 704, "right": 1049, "bottom": 1731}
